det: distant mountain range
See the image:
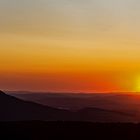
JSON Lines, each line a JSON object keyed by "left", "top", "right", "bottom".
{"left": 8, "top": 91, "right": 140, "bottom": 114}
{"left": 0, "top": 90, "right": 137, "bottom": 122}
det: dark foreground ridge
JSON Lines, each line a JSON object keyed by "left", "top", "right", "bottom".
{"left": 0, "top": 90, "right": 136, "bottom": 122}
{"left": 0, "top": 121, "right": 140, "bottom": 139}
{"left": 1, "top": 90, "right": 140, "bottom": 139}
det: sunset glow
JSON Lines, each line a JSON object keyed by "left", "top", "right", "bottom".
{"left": 134, "top": 76, "right": 140, "bottom": 92}
{"left": 1, "top": 0, "right": 140, "bottom": 92}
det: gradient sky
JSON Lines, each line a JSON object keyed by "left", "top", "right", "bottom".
{"left": 1, "top": 0, "right": 140, "bottom": 92}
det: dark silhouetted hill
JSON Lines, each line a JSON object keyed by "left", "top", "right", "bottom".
{"left": 0, "top": 91, "right": 136, "bottom": 122}
{"left": 0, "top": 90, "right": 72, "bottom": 121}
{"left": 9, "top": 91, "right": 140, "bottom": 121}
{"left": 9, "top": 91, "right": 140, "bottom": 114}
{"left": 76, "top": 107, "right": 134, "bottom": 122}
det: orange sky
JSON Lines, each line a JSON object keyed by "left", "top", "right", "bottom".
{"left": 1, "top": 0, "right": 140, "bottom": 92}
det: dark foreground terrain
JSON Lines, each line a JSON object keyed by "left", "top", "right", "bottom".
{"left": 1, "top": 90, "right": 140, "bottom": 139}
{"left": 0, "top": 90, "right": 135, "bottom": 122}
{"left": 1, "top": 121, "right": 140, "bottom": 139}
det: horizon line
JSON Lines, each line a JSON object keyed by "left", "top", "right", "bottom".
{"left": 4, "top": 90, "right": 140, "bottom": 95}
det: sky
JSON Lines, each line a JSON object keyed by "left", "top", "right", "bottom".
{"left": 1, "top": 0, "right": 140, "bottom": 92}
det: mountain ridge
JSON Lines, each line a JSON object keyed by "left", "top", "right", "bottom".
{"left": 0, "top": 90, "right": 136, "bottom": 122}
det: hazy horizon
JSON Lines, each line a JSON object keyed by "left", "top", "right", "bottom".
{"left": 5, "top": 90, "right": 140, "bottom": 95}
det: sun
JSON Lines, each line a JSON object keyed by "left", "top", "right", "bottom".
{"left": 134, "top": 76, "right": 140, "bottom": 92}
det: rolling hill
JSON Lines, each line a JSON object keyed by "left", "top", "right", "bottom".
{"left": 0, "top": 91, "right": 136, "bottom": 122}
